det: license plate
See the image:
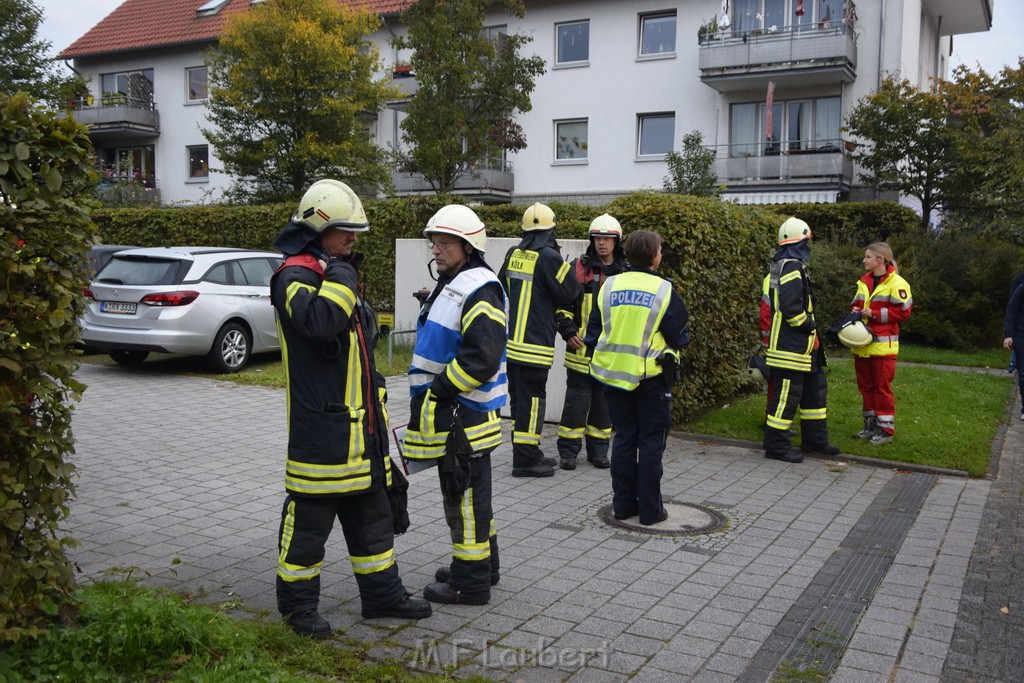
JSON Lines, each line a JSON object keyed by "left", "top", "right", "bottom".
{"left": 100, "top": 301, "right": 137, "bottom": 315}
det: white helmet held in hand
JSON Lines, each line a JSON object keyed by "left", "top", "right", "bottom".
{"left": 424, "top": 204, "right": 487, "bottom": 252}
{"left": 588, "top": 213, "right": 623, "bottom": 239}
{"left": 522, "top": 202, "right": 556, "bottom": 231}
{"left": 294, "top": 179, "right": 370, "bottom": 233}
{"left": 837, "top": 319, "right": 873, "bottom": 348}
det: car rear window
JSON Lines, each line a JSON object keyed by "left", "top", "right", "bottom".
{"left": 96, "top": 257, "right": 186, "bottom": 286}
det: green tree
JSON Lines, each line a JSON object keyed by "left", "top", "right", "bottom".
{"left": 843, "top": 76, "right": 960, "bottom": 231}
{"left": 0, "top": 0, "right": 83, "bottom": 108}
{"left": 663, "top": 130, "right": 718, "bottom": 196}
{"left": 1, "top": 92, "right": 97, "bottom": 641}
{"left": 394, "top": 0, "right": 546, "bottom": 194}
{"left": 204, "top": 0, "right": 397, "bottom": 204}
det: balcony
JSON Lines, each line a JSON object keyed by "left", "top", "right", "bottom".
{"left": 699, "top": 23, "right": 856, "bottom": 92}
{"left": 390, "top": 157, "right": 514, "bottom": 202}
{"left": 68, "top": 96, "right": 160, "bottom": 141}
{"left": 710, "top": 140, "right": 853, "bottom": 199}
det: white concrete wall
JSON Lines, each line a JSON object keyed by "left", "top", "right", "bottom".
{"left": 394, "top": 237, "right": 589, "bottom": 422}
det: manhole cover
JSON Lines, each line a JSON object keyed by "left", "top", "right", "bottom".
{"left": 598, "top": 500, "right": 727, "bottom": 536}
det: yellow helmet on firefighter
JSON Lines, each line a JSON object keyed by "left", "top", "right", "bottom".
{"left": 293, "top": 179, "right": 369, "bottom": 233}
{"left": 588, "top": 213, "right": 623, "bottom": 239}
{"left": 837, "top": 319, "right": 873, "bottom": 348}
{"left": 778, "top": 216, "right": 811, "bottom": 245}
{"left": 424, "top": 204, "right": 487, "bottom": 252}
{"left": 522, "top": 202, "right": 556, "bottom": 231}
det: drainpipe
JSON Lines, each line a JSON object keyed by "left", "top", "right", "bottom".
{"left": 935, "top": 16, "right": 942, "bottom": 80}
{"left": 877, "top": 0, "right": 886, "bottom": 88}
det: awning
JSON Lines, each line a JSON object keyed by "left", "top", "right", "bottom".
{"left": 721, "top": 190, "right": 838, "bottom": 205}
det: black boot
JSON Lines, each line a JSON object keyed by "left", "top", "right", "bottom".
{"left": 423, "top": 582, "right": 490, "bottom": 605}
{"left": 284, "top": 609, "right": 331, "bottom": 639}
{"left": 361, "top": 595, "right": 432, "bottom": 619}
{"left": 587, "top": 454, "right": 610, "bottom": 469}
{"left": 559, "top": 456, "right": 577, "bottom": 470}
{"left": 765, "top": 450, "right": 803, "bottom": 463}
{"left": 435, "top": 565, "right": 500, "bottom": 586}
{"left": 800, "top": 442, "right": 841, "bottom": 456}
{"left": 512, "top": 463, "right": 554, "bottom": 477}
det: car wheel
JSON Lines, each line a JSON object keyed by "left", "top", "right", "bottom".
{"left": 108, "top": 350, "right": 150, "bottom": 364}
{"left": 207, "top": 322, "right": 251, "bottom": 373}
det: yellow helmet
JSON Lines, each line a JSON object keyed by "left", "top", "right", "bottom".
{"left": 777, "top": 216, "right": 811, "bottom": 245}
{"left": 293, "top": 179, "right": 369, "bottom": 233}
{"left": 424, "top": 204, "right": 487, "bottom": 252}
{"left": 522, "top": 202, "right": 556, "bottom": 231}
{"left": 588, "top": 213, "right": 623, "bottom": 239}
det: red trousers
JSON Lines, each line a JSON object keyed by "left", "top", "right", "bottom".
{"left": 854, "top": 355, "right": 898, "bottom": 435}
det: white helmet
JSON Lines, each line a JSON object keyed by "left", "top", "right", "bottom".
{"left": 837, "top": 319, "right": 873, "bottom": 348}
{"left": 522, "top": 202, "right": 556, "bottom": 231}
{"left": 778, "top": 216, "right": 811, "bottom": 245}
{"left": 424, "top": 204, "right": 487, "bottom": 252}
{"left": 293, "top": 179, "right": 369, "bottom": 233}
{"left": 588, "top": 213, "right": 623, "bottom": 239}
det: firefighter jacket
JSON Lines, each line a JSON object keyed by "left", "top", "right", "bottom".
{"left": 850, "top": 265, "right": 912, "bottom": 358}
{"left": 499, "top": 230, "right": 581, "bottom": 368}
{"left": 763, "top": 251, "right": 819, "bottom": 373}
{"left": 271, "top": 253, "right": 393, "bottom": 498}
{"left": 556, "top": 247, "right": 628, "bottom": 374}
{"left": 586, "top": 269, "right": 690, "bottom": 391}
{"left": 405, "top": 258, "right": 509, "bottom": 460}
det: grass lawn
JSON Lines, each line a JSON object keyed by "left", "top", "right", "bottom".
{"left": 685, "top": 358, "right": 1013, "bottom": 477}
{"left": 825, "top": 344, "right": 1008, "bottom": 369}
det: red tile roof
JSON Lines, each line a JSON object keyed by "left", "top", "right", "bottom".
{"left": 59, "top": 0, "right": 414, "bottom": 59}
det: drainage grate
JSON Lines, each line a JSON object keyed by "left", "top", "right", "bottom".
{"left": 597, "top": 500, "right": 728, "bottom": 537}
{"left": 771, "top": 472, "right": 936, "bottom": 680}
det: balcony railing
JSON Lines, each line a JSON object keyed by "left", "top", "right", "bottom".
{"left": 68, "top": 96, "right": 160, "bottom": 139}
{"left": 699, "top": 22, "right": 857, "bottom": 91}
{"left": 710, "top": 139, "right": 853, "bottom": 186}
{"left": 391, "top": 157, "right": 514, "bottom": 199}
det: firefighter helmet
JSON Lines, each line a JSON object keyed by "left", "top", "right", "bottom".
{"left": 424, "top": 204, "right": 487, "bottom": 252}
{"left": 778, "top": 216, "right": 811, "bottom": 245}
{"left": 588, "top": 213, "right": 623, "bottom": 239}
{"left": 522, "top": 202, "right": 556, "bottom": 231}
{"left": 293, "top": 179, "right": 369, "bottom": 233}
{"left": 747, "top": 350, "right": 770, "bottom": 384}
{"left": 837, "top": 319, "right": 873, "bottom": 348}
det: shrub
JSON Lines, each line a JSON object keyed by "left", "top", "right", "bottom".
{"left": 1, "top": 93, "right": 97, "bottom": 642}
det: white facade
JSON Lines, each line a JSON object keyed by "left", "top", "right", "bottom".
{"left": 67, "top": 0, "right": 992, "bottom": 206}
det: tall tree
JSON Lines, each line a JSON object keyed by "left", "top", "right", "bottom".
{"left": 663, "top": 131, "right": 718, "bottom": 197}
{"left": 204, "top": 0, "right": 397, "bottom": 204}
{"left": 0, "top": 0, "right": 82, "bottom": 108}
{"left": 843, "top": 76, "right": 960, "bottom": 231}
{"left": 394, "top": 0, "right": 545, "bottom": 194}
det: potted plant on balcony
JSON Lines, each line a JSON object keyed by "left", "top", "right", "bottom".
{"left": 393, "top": 61, "right": 414, "bottom": 77}
{"left": 697, "top": 17, "right": 719, "bottom": 42}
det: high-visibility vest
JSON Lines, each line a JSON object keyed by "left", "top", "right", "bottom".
{"left": 590, "top": 272, "right": 672, "bottom": 391}
{"left": 851, "top": 269, "right": 912, "bottom": 358}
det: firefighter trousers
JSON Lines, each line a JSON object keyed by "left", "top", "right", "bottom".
{"left": 605, "top": 377, "right": 672, "bottom": 525}
{"left": 764, "top": 365, "right": 830, "bottom": 456}
{"left": 508, "top": 363, "right": 549, "bottom": 468}
{"left": 854, "top": 355, "right": 898, "bottom": 435}
{"left": 437, "top": 451, "right": 499, "bottom": 595}
{"left": 276, "top": 488, "right": 406, "bottom": 616}
{"left": 556, "top": 369, "right": 611, "bottom": 462}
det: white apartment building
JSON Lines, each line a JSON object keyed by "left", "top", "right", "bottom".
{"left": 61, "top": 0, "right": 993, "bottom": 206}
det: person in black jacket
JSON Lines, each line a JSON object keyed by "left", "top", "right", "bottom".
{"left": 1005, "top": 270, "right": 1024, "bottom": 373}
{"left": 1003, "top": 277, "right": 1024, "bottom": 420}
{"left": 270, "top": 180, "right": 430, "bottom": 638}
{"left": 499, "top": 203, "right": 581, "bottom": 477}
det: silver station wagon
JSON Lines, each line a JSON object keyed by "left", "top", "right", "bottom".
{"left": 82, "top": 246, "right": 284, "bottom": 372}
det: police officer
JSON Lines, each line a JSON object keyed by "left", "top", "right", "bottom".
{"left": 762, "top": 217, "right": 840, "bottom": 463}
{"left": 499, "top": 203, "right": 581, "bottom": 477}
{"left": 555, "top": 214, "right": 628, "bottom": 470}
{"left": 405, "top": 205, "right": 507, "bottom": 605}
{"left": 586, "top": 230, "right": 690, "bottom": 526}
{"left": 271, "top": 180, "right": 431, "bottom": 638}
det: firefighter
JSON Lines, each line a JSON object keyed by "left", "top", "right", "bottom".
{"left": 850, "top": 242, "right": 913, "bottom": 444}
{"left": 762, "top": 217, "right": 840, "bottom": 463}
{"left": 405, "top": 205, "right": 507, "bottom": 604}
{"left": 585, "top": 230, "right": 689, "bottom": 525}
{"left": 270, "top": 180, "right": 431, "bottom": 638}
{"left": 498, "top": 203, "right": 582, "bottom": 477}
{"left": 555, "top": 214, "right": 628, "bottom": 470}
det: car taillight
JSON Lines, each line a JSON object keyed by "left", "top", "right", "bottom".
{"left": 83, "top": 288, "right": 94, "bottom": 300}
{"left": 140, "top": 291, "right": 200, "bottom": 306}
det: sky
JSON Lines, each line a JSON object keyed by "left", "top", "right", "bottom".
{"left": 34, "top": 0, "right": 1024, "bottom": 76}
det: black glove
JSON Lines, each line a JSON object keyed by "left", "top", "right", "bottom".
{"left": 440, "top": 412, "right": 472, "bottom": 504}
{"left": 385, "top": 456, "right": 410, "bottom": 535}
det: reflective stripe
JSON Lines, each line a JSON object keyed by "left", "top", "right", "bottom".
{"left": 446, "top": 359, "right": 478, "bottom": 392}
{"left": 766, "top": 378, "right": 792, "bottom": 430}
{"left": 513, "top": 281, "right": 533, "bottom": 341}
{"left": 555, "top": 260, "right": 571, "bottom": 284}
{"left": 411, "top": 354, "right": 446, "bottom": 374}
{"left": 286, "top": 460, "right": 371, "bottom": 478}
{"left": 880, "top": 308, "right": 889, "bottom": 324}
{"left": 351, "top": 549, "right": 395, "bottom": 575}
{"left": 513, "top": 430, "right": 541, "bottom": 445}
{"left": 286, "top": 474, "right": 372, "bottom": 494}
{"left": 506, "top": 271, "right": 533, "bottom": 282}
{"left": 464, "top": 300, "right": 506, "bottom": 328}
{"left": 454, "top": 541, "right": 491, "bottom": 561}
{"left": 558, "top": 424, "right": 585, "bottom": 439}
{"left": 585, "top": 425, "right": 611, "bottom": 439}
{"left": 462, "top": 486, "right": 475, "bottom": 544}
{"left": 800, "top": 407, "right": 827, "bottom": 420}
{"left": 284, "top": 281, "right": 315, "bottom": 318}
{"left": 873, "top": 335, "right": 898, "bottom": 343}
{"left": 277, "top": 500, "right": 322, "bottom": 582}
{"left": 591, "top": 274, "right": 672, "bottom": 390}
{"left": 319, "top": 280, "right": 356, "bottom": 316}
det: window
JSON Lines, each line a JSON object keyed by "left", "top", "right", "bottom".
{"left": 186, "top": 66, "right": 208, "bottom": 102}
{"left": 639, "top": 12, "right": 676, "bottom": 56}
{"left": 729, "top": 96, "right": 841, "bottom": 156}
{"left": 730, "top": 1, "right": 847, "bottom": 34}
{"left": 554, "top": 119, "right": 588, "bottom": 161}
{"left": 100, "top": 146, "right": 155, "bottom": 187}
{"left": 188, "top": 145, "right": 209, "bottom": 180}
{"left": 238, "top": 258, "right": 276, "bottom": 287}
{"left": 100, "top": 69, "right": 154, "bottom": 107}
{"left": 556, "top": 20, "right": 589, "bottom": 65}
{"left": 637, "top": 113, "right": 675, "bottom": 157}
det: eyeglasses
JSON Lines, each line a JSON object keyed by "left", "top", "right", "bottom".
{"left": 427, "top": 239, "right": 460, "bottom": 251}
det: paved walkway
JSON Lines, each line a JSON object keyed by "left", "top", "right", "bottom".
{"left": 65, "top": 363, "right": 1023, "bottom": 681}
